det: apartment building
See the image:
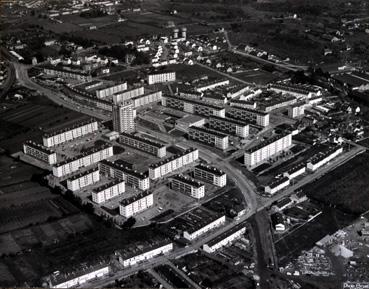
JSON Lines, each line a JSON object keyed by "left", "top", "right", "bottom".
{"left": 43, "top": 66, "right": 92, "bottom": 82}
{"left": 43, "top": 119, "right": 99, "bottom": 147}
{"left": 203, "top": 224, "right": 246, "bottom": 253}
{"left": 116, "top": 240, "right": 173, "bottom": 267}
{"left": 269, "top": 83, "right": 322, "bottom": 99}
{"left": 147, "top": 71, "right": 176, "bottom": 85}
{"left": 183, "top": 212, "right": 226, "bottom": 241}
{"left": 227, "top": 106, "right": 270, "bottom": 127}
{"left": 171, "top": 174, "right": 205, "bottom": 199}
{"left": 131, "top": 90, "right": 162, "bottom": 108}
{"left": 99, "top": 159, "right": 150, "bottom": 190}
{"left": 119, "top": 190, "right": 154, "bottom": 218}
{"left": 149, "top": 148, "right": 199, "bottom": 180}
{"left": 188, "top": 126, "right": 229, "bottom": 150}
{"left": 288, "top": 102, "right": 305, "bottom": 118}
{"left": 94, "top": 82, "right": 127, "bottom": 99}
{"left": 194, "top": 79, "right": 230, "bottom": 92}
{"left": 52, "top": 144, "right": 113, "bottom": 178}
{"left": 112, "top": 102, "right": 135, "bottom": 133}
{"left": 208, "top": 115, "right": 249, "bottom": 138}
{"left": 244, "top": 133, "right": 292, "bottom": 167}
{"left": 264, "top": 177, "right": 290, "bottom": 195}
{"left": 66, "top": 167, "right": 100, "bottom": 192}
{"left": 92, "top": 179, "right": 125, "bottom": 204}
{"left": 194, "top": 163, "right": 227, "bottom": 187}
{"left": 119, "top": 132, "right": 166, "bottom": 158}
{"left": 113, "top": 86, "right": 145, "bottom": 104}
{"left": 162, "top": 95, "right": 225, "bottom": 117}
{"left": 23, "top": 140, "right": 57, "bottom": 165}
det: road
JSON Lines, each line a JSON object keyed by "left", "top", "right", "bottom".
{"left": 0, "top": 62, "right": 16, "bottom": 99}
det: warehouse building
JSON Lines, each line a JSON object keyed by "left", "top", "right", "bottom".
{"left": 52, "top": 144, "right": 113, "bottom": 178}
{"left": 208, "top": 115, "right": 249, "bottom": 138}
{"left": 116, "top": 239, "right": 173, "bottom": 267}
{"left": 244, "top": 133, "right": 292, "bottom": 167}
{"left": 188, "top": 126, "right": 229, "bottom": 150}
{"left": 227, "top": 106, "right": 270, "bottom": 127}
{"left": 149, "top": 148, "right": 199, "bottom": 180}
{"left": 99, "top": 159, "right": 150, "bottom": 190}
{"left": 194, "top": 163, "right": 227, "bottom": 187}
{"left": 162, "top": 95, "right": 225, "bottom": 117}
{"left": 171, "top": 174, "right": 205, "bottom": 199}
{"left": 43, "top": 119, "right": 99, "bottom": 147}
{"left": 23, "top": 140, "right": 57, "bottom": 165}
{"left": 119, "top": 132, "right": 166, "bottom": 158}
{"left": 66, "top": 167, "right": 100, "bottom": 192}
{"left": 203, "top": 223, "right": 246, "bottom": 253}
{"left": 92, "top": 179, "right": 125, "bottom": 204}
{"left": 119, "top": 190, "right": 154, "bottom": 218}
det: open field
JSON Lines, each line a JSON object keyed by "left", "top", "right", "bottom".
{"left": 302, "top": 151, "right": 369, "bottom": 215}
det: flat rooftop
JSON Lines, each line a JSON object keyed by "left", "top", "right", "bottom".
{"left": 43, "top": 118, "right": 97, "bottom": 138}
{"left": 149, "top": 148, "right": 197, "bottom": 169}
{"left": 172, "top": 174, "right": 204, "bottom": 188}
{"left": 245, "top": 133, "right": 291, "bottom": 154}
{"left": 163, "top": 94, "right": 225, "bottom": 110}
{"left": 119, "top": 190, "right": 152, "bottom": 206}
{"left": 189, "top": 126, "right": 228, "bottom": 139}
{"left": 116, "top": 238, "right": 172, "bottom": 260}
{"left": 120, "top": 132, "right": 166, "bottom": 148}
{"left": 206, "top": 223, "right": 246, "bottom": 247}
{"left": 24, "top": 140, "right": 55, "bottom": 155}
{"left": 195, "top": 163, "right": 225, "bottom": 177}
{"left": 101, "top": 159, "right": 149, "bottom": 179}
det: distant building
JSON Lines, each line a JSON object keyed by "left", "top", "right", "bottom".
{"left": 119, "top": 190, "right": 153, "bottom": 218}
{"left": 270, "top": 83, "right": 322, "bottom": 99}
{"left": 194, "top": 79, "right": 230, "bottom": 92}
{"left": 147, "top": 71, "right": 176, "bottom": 85}
{"left": 194, "top": 164, "right": 227, "bottom": 187}
{"left": 43, "top": 65, "right": 91, "bottom": 82}
{"left": 112, "top": 102, "right": 135, "bottom": 133}
{"left": 171, "top": 174, "right": 205, "bottom": 199}
{"left": 23, "top": 140, "right": 57, "bottom": 165}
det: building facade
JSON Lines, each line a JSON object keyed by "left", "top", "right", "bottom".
{"left": 132, "top": 90, "right": 162, "bottom": 108}
{"left": 119, "top": 132, "right": 166, "bottom": 158}
{"left": 23, "top": 141, "right": 57, "bottom": 165}
{"left": 92, "top": 180, "right": 125, "bottom": 204}
{"left": 227, "top": 106, "right": 270, "bottom": 127}
{"left": 113, "top": 87, "right": 145, "bottom": 104}
{"left": 244, "top": 133, "right": 292, "bottom": 167}
{"left": 203, "top": 224, "right": 246, "bottom": 253}
{"left": 188, "top": 126, "right": 229, "bottom": 150}
{"left": 148, "top": 72, "right": 176, "bottom": 85}
{"left": 43, "top": 119, "right": 99, "bottom": 147}
{"left": 95, "top": 82, "right": 127, "bottom": 99}
{"left": 112, "top": 102, "right": 135, "bottom": 133}
{"left": 171, "top": 175, "right": 205, "bottom": 199}
{"left": 119, "top": 190, "right": 154, "bottom": 218}
{"left": 194, "top": 164, "right": 227, "bottom": 187}
{"left": 66, "top": 167, "right": 100, "bottom": 192}
{"left": 208, "top": 116, "right": 249, "bottom": 138}
{"left": 183, "top": 215, "right": 226, "bottom": 241}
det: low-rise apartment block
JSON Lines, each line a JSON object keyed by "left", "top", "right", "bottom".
{"left": 203, "top": 224, "right": 246, "bottom": 253}
{"left": 171, "top": 174, "right": 205, "bottom": 199}
{"left": 45, "top": 259, "right": 110, "bottom": 288}
{"left": 43, "top": 65, "right": 92, "bottom": 82}
{"left": 92, "top": 179, "right": 125, "bottom": 204}
{"left": 227, "top": 106, "right": 270, "bottom": 127}
{"left": 264, "top": 177, "right": 290, "bottom": 195}
{"left": 43, "top": 119, "right": 99, "bottom": 147}
{"left": 269, "top": 83, "right": 322, "bottom": 99}
{"left": 66, "top": 167, "right": 100, "bottom": 192}
{"left": 194, "top": 163, "right": 227, "bottom": 187}
{"left": 306, "top": 146, "right": 343, "bottom": 172}
{"left": 244, "top": 133, "right": 292, "bottom": 167}
{"left": 99, "top": 159, "right": 150, "bottom": 190}
{"left": 23, "top": 140, "right": 57, "bottom": 165}
{"left": 53, "top": 144, "right": 113, "bottom": 178}
{"left": 116, "top": 239, "right": 173, "bottom": 267}
{"left": 194, "top": 78, "right": 230, "bottom": 92}
{"left": 119, "top": 132, "right": 166, "bottom": 158}
{"left": 119, "top": 190, "right": 154, "bottom": 218}
{"left": 188, "top": 126, "right": 229, "bottom": 150}
{"left": 149, "top": 148, "right": 199, "bottom": 180}
{"left": 208, "top": 115, "right": 249, "bottom": 138}
{"left": 148, "top": 71, "right": 176, "bottom": 85}
{"left": 162, "top": 95, "right": 225, "bottom": 117}
{"left": 283, "top": 163, "right": 306, "bottom": 180}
